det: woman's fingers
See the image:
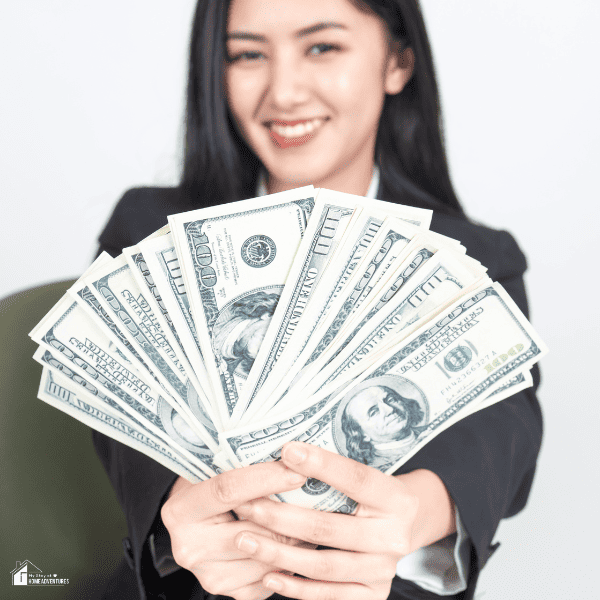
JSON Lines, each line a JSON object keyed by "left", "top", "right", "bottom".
{"left": 235, "top": 531, "right": 398, "bottom": 586}
{"left": 236, "top": 498, "right": 411, "bottom": 555}
{"left": 169, "top": 520, "right": 261, "bottom": 563}
{"left": 162, "top": 461, "right": 306, "bottom": 524}
{"left": 280, "top": 441, "right": 416, "bottom": 512}
{"left": 262, "top": 573, "right": 391, "bottom": 600}
{"left": 191, "top": 558, "right": 277, "bottom": 597}
{"left": 169, "top": 519, "right": 315, "bottom": 566}
{"left": 225, "top": 580, "right": 275, "bottom": 600}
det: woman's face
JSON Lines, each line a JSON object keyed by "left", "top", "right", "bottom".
{"left": 225, "top": 0, "right": 413, "bottom": 194}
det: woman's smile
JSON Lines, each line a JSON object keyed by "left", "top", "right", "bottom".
{"left": 266, "top": 117, "right": 329, "bottom": 148}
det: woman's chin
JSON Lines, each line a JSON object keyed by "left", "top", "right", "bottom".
{"left": 266, "top": 165, "right": 332, "bottom": 191}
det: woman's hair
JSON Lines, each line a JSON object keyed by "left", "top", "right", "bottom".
{"left": 180, "top": 0, "right": 465, "bottom": 216}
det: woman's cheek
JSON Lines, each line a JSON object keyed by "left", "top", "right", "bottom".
{"left": 316, "top": 61, "right": 352, "bottom": 98}
{"left": 227, "top": 68, "right": 266, "bottom": 118}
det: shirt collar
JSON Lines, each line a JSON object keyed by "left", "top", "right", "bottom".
{"left": 256, "top": 165, "right": 381, "bottom": 199}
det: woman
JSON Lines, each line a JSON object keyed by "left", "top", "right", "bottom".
{"left": 95, "top": 1, "right": 542, "bottom": 599}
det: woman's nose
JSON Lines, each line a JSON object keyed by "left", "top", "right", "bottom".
{"left": 267, "top": 54, "right": 310, "bottom": 111}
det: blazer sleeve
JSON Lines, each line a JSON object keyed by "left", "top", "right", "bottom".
{"left": 393, "top": 229, "right": 543, "bottom": 594}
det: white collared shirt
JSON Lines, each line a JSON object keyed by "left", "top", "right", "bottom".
{"left": 256, "top": 166, "right": 381, "bottom": 199}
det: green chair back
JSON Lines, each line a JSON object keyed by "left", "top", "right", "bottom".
{"left": 1, "top": 281, "right": 127, "bottom": 599}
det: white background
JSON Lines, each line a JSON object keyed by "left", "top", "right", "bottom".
{"left": 1, "top": 1, "right": 598, "bottom": 597}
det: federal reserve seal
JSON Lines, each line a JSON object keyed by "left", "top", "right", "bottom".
{"left": 241, "top": 235, "right": 276, "bottom": 268}
{"left": 444, "top": 345, "right": 473, "bottom": 372}
{"left": 302, "top": 478, "right": 331, "bottom": 496}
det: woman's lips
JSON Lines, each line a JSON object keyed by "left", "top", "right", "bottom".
{"left": 267, "top": 118, "right": 327, "bottom": 149}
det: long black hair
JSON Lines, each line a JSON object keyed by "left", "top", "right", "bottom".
{"left": 180, "top": 0, "right": 465, "bottom": 216}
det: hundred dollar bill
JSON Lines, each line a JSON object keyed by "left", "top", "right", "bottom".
{"left": 29, "top": 296, "right": 218, "bottom": 475}
{"left": 38, "top": 367, "right": 203, "bottom": 483}
{"left": 124, "top": 245, "right": 199, "bottom": 384}
{"left": 36, "top": 346, "right": 162, "bottom": 445}
{"left": 331, "top": 231, "right": 470, "bottom": 345}
{"left": 68, "top": 254, "right": 159, "bottom": 385}
{"left": 277, "top": 248, "right": 488, "bottom": 411}
{"left": 325, "top": 235, "right": 477, "bottom": 364}
{"left": 168, "top": 186, "right": 315, "bottom": 425}
{"left": 219, "top": 393, "right": 338, "bottom": 467}
{"left": 237, "top": 189, "right": 421, "bottom": 425}
{"left": 84, "top": 255, "right": 219, "bottom": 452}
{"left": 138, "top": 232, "right": 209, "bottom": 373}
{"left": 123, "top": 244, "right": 222, "bottom": 444}
{"left": 222, "top": 251, "right": 488, "bottom": 460}
{"left": 219, "top": 369, "right": 533, "bottom": 469}
{"left": 84, "top": 255, "right": 190, "bottom": 398}
{"left": 318, "top": 218, "right": 422, "bottom": 323}
{"left": 240, "top": 207, "right": 432, "bottom": 424}
{"left": 34, "top": 347, "right": 206, "bottom": 478}
{"left": 357, "top": 200, "right": 433, "bottom": 230}
{"left": 247, "top": 219, "right": 437, "bottom": 420}
{"left": 253, "top": 231, "right": 474, "bottom": 422}
{"left": 137, "top": 232, "right": 223, "bottom": 430}
{"left": 253, "top": 282, "right": 547, "bottom": 512}
{"left": 464, "top": 369, "right": 534, "bottom": 417}
{"left": 238, "top": 367, "right": 536, "bottom": 485}
{"left": 232, "top": 191, "right": 357, "bottom": 424}
{"left": 50, "top": 256, "right": 159, "bottom": 390}
{"left": 212, "top": 449, "right": 238, "bottom": 471}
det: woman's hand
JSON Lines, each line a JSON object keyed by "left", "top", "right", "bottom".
{"left": 161, "top": 463, "right": 315, "bottom": 600}
{"left": 234, "top": 441, "right": 457, "bottom": 600}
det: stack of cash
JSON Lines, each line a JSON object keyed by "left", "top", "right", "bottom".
{"left": 30, "top": 186, "right": 546, "bottom": 512}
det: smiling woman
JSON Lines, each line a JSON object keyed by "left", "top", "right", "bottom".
{"left": 175, "top": 0, "right": 464, "bottom": 216}
{"left": 93, "top": 1, "right": 542, "bottom": 599}
{"left": 224, "top": 0, "right": 412, "bottom": 194}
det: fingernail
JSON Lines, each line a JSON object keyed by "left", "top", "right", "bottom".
{"left": 287, "top": 470, "right": 306, "bottom": 485}
{"left": 283, "top": 444, "right": 306, "bottom": 464}
{"left": 265, "top": 576, "right": 283, "bottom": 591}
{"left": 237, "top": 534, "right": 258, "bottom": 554}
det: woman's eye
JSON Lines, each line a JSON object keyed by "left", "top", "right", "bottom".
{"left": 307, "top": 43, "right": 339, "bottom": 56}
{"left": 227, "top": 51, "right": 265, "bottom": 64}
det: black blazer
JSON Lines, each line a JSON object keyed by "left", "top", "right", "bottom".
{"left": 94, "top": 186, "right": 542, "bottom": 600}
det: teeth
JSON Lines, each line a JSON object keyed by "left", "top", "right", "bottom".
{"left": 270, "top": 118, "right": 324, "bottom": 139}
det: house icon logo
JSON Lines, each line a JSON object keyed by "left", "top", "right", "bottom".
{"left": 10, "top": 560, "right": 69, "bottom": 586}
{"left": 11, "top": 561, "right": 41, "bottom": 585}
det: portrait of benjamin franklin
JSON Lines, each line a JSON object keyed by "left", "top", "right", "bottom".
{"left": 212, "top": 289, "right": 280, "bottom": 379}
{"left": 337, "top": 379, "right": 428, "bottom": 468}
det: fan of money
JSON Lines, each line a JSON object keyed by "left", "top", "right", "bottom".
{"left": 30, "top": 186, "right": 546, "bottom": 513}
